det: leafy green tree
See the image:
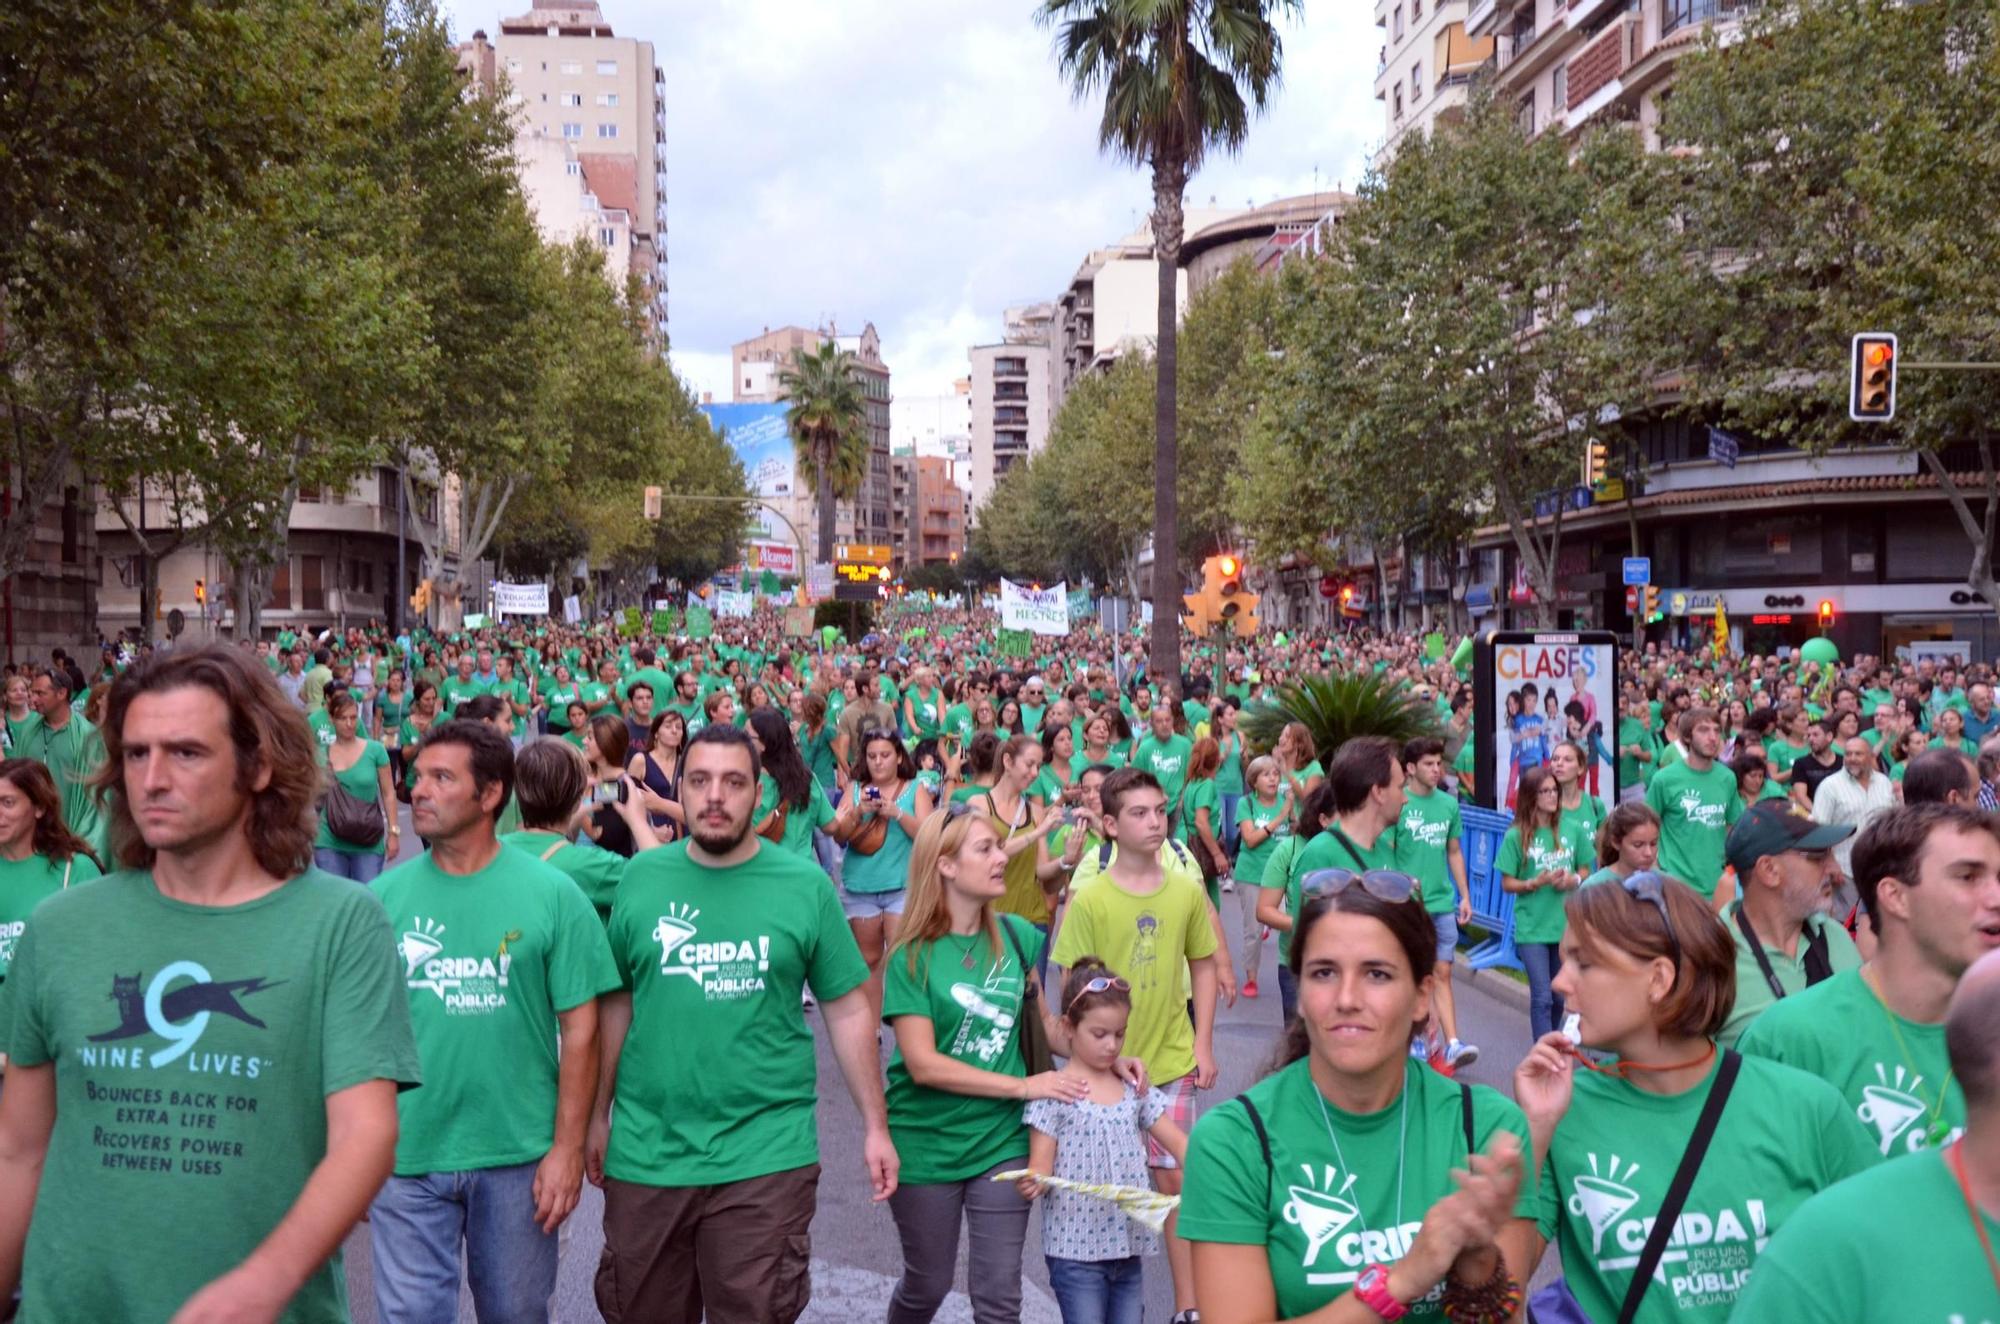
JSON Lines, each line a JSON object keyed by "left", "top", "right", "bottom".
{"left": 1657, "top": 0, "right": 2000, "bottom": 618}
{"left": 1039, "top": 0, "right": 1296, "bottom": 688}
{"left": 778, "top": 340, "right": 869, "bottom": 563}
{"left": 1176, "top": 258, "right": 1281, "bottom": 561}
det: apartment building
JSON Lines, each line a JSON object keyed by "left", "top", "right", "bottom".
{"left": 967, "top": 304, "right": 1058, "bottom": 512}
{"left": 1468, "top": 0, "right": 1752, "bottom": 143}
{"left": 457, "top": 2, "right": 667, "bottom": 341}
{"left": 1377, "top": 0, "right": 1495, "bottom": 154}
{"left": 731, "top": 323, "right": 895, "bottom": 552}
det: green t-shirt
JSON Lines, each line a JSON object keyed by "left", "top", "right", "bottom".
{"left": 1613, "top": 717, "right": 1655, "bottom": 789}
{"left": 1558, "top": 793, "right": 1606, "bottom": 858}
{"left": 439, "top": 675, "right": 490, "bottom": 715}
{"left": 755, "top": 774, "right": 837, "bottom": 862}
{"left": 942, "top": 702, "right": 976, "bottom": 748}
{"left": 1643, "top": 760, "right": 1743, "bottom": 895}
{"left": 1716, "top": 907, "right": 1861, "bottom": 1048}
{"left": 906, "top": 688, "right": 945, "bottom": 739}
{"left": 1737, "top": 966, "right": 1963, "bottom": 1157}
{"left": 1535, "top": 1052, "right": 1877, "bottom": 1324}
{"left": 1132, "top": 734, "right": 1195, "bottom": 815}
{"left": 0, "top": 851, "right": 102, "bottom": 979}
{"left": 371, "top": 845, "right": 620, "bottom": 1175}
{"left": 1180, "top": 777, "right": 1218, "bottom": 848}
{"left": 500, "top": 830, "right": 626, "bottom": 923}
{"left": 314, "top": 740, "right": 390, "bottom": 856}
{"left": 1071, "top": 746, "right": 1127, "bottom": 777}
{"left": 1263, "top": 836, "right": 1304, "bottom": 963}
{"left": 1212, "top": 732, "right": 1246, "bottom": 795}
{"left": 1494, "top": 823, "right": 1590, "bottom": 945}
{"left": 1051, "top": 870, "right": 1217, "bottom": 1084}
{"left": 605, "top": 841, "right": 869, "bottom": 1186}
{"left": 1395, "top": 787, "right": 1463, "bottom": 915}
{"left": 1020, "top": 702, "right": 1048, "bottom": 735}
{"left": 1178, "top": 1058, "right": 1535, "bottom": 1321}
{"left": 842, "top": 783, "right": 919, "bottom": 895}
{"left": 1290, "top": 823, "right": 1400, "bottom": 885}
{"left": 1729, "top": 1148, "right": 2000, "bottom": 1323}
{"left": 1763, "top": 737, "right": 1806, "bottom": 782}
{"left": 23, "top": 714, "right": 107, "bottom": 863}
{"left": 0, "top": 869, "right": 420, "bottom": 1323}
{"left": 802, "top": 724, "right": 841, "bottom": 792}
{"left": 882, "top": 916, "right": 1045, "bottom": 1185}
{"left": 1233, "top": 793, "right": 1291, "bottom": 896}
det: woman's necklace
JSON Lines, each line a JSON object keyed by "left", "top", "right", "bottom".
{"left": 1312, "top": 1071, "right": 1408, "bottom": 1241}
{"left": 1863, "top": 965, "right": 1958, "bottom": 1147}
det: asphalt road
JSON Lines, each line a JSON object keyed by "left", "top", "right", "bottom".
{"left": 344, "top": 815, "right": 1539, "bottom": 1323}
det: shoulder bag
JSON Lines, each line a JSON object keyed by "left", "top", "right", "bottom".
{"left": 1001, "top": 917, "right": 1056, "bottom": 1075}
{"left": 325, "top": 777, "right": 386, "bottom": 848}
{"left": 1529, "top": 1050, "right": 1744, "bottom": 1324}
{"left": 848, "top": 781, "right": 899, "bottom": 856}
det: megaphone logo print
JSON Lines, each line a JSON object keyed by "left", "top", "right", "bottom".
{"left": 1569, "top": 1154, "right": 1643, "bottom": 1257}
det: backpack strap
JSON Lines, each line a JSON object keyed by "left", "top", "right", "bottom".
{"left": 1098, "top": 839, "right": 1115, "bottom": 871}
{"left": 1238, "top": 1095, "right": 1273, "bottom": 1194}
{"left": 539, "top": 837, "right": 566, "bottom": 862}
{"left": 1460, "top": 1081, "right": 1476, "bottom": 1158}
{"left": 1615, "top": 1050, "right": 1742, "bottom": 1324}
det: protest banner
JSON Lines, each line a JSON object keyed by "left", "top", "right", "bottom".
{"left": 1000, "top": 578, "right": 1069, "bottom": 636}
{"left": 492, "top": 582, "right": 549, "bottom": 616}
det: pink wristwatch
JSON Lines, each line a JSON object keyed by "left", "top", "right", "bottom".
{"left": 1353, "top": 1265, "right": 1409, "bottom": 1320}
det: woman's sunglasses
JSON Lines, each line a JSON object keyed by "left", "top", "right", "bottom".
{"left": 1617, "top": 870, "right": 1684, "bottom": 985}
{"left": 1065, "top": 975, "right": 1131, "bottom": 1016}
{"left": 1299, "top": 868, "right": 1420, "bottom": 905}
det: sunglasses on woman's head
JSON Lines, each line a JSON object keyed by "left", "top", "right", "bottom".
{"left": 1298, "top": 868, "right": 1419, "bottom": 905}
{"left": 1065, "top": 975, "right": 1130, "bottom": 1016}
{"left": 1617, "top": 870, "right": 1684, "bottom": 985}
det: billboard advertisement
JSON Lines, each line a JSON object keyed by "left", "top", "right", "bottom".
{"left": 1472, "top": 631, "right": 1619, "bottom": 813}
{"left": 699, "top": 402, "right": 796, "bottom": 552}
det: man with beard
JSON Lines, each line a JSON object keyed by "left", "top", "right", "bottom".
{"left": 1644, "top": 706, "right": 1742, "bottom": 904}
{"left": 587, "top": 723, "right": 895, "bottom": 1324}
{"left": 1716, "top": 802, "right": 1860, "bottom": 1047}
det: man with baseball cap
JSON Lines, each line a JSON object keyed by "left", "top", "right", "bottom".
{"left": 1716, "top": 801, "right": 1861, "bottom": 1047}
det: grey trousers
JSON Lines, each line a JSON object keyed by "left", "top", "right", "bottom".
{"left": 886, "top": 1158, "right": 1033, "bottom": 1324}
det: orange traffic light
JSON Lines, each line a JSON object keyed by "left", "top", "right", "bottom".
{"left": 1217, "top": 555, "right": 1239, "bottom": 578}
{"left": 1850, "top": 333, "right": 1897, "bottom": 421}
{"left": 1184, "top": 553, "right": 1259, "bottom": 637}
{"left": 1818, "top": 599, "right": 1835, "bottom": 630}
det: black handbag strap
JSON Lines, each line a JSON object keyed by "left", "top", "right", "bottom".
{"left": 1733, "top": 905, "right": 1833, "bottom": 1002}
{"left": 999, "top": 917, "right": 1036, "bottom": 1004}
{"left": 1615, "top": 1050, "right": 1742, "bottom": 1324}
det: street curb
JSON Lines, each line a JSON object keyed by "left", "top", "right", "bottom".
{"left": 1454, "top": 952, "right": 1531, "bottom": 1015}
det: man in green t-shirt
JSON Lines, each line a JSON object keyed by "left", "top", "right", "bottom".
{"left": 1733, "top": 944, "right": 2000, "bottom": 1323}
{"left": 590, "top": 724, "right": 893, "bottom": 1324}
{"left": 1644, "top": 708, "right": 1742, "bottom": 902}
{"left": 0, "top": 645, "right": 419, "bottom": 1320}
{"left": 372, "top": 720, "right": 620, "bottom": 1319}
{"left": 25, "top": 667, "right": 108, "bottom": 862}
{"left": 1289, "top": 735, "right": 1406, "bottom": 882}
{"left": 1131, "top": 705, "right": 1194, "bottom": 828}
{"left": 1740, "top": 801, "right": 1999, "bottom": 1157}
{"left": 440, "top": 653, "right": 489, "bottom": 717}
{"left": 1397, "top": 737, "right": 1475, "bottom": 1067}
{"left": 1715, "top": 802, "right": 1859, "bottom": 1047}
{"left": 1050, "top": 767, "right": 1219, "bottom": 1323}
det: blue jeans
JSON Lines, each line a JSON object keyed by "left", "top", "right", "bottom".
{"left": 1278, "top": 963, "right": 1298, "bottom": 1023}
{"left": 1217, "top": 791, "right": 1243, "bottom": 857}
{"left": 1046, "top": 1255, "right": 1143, "bottom": 1324}
{"left": 314, "top": 847, "right": 386, "bottom": 883}
{"left": 1521, "top": 941, "right": 1565, "bottom": 1041}
{"left": 369, "top": 1161, "right": 557, "bottom": 1324}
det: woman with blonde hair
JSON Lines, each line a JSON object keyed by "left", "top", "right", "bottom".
{"left": 881, "top": 807, "right": 1082, "bottom": 1324}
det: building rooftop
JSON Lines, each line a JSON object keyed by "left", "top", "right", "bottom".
{"left": 499, "top": 2, "right": 614, "bottom": 36}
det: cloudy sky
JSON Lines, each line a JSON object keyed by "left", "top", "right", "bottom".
{"left": 438, "top": 1, "right": 1384, "bottom": 401}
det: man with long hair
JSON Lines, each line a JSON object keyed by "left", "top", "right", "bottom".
{"left": 0, "top": 645, "right": 419, "bottom": 1319}
{"left": 587, "top": 722, "right": 894, "bottom": 1324}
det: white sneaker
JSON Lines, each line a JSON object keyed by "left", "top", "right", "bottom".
{"left": 1446, "top": 1039, "right": 1480, "bottom": 1067}
{"left": 1409, "top": 1038, "right": 1430, "bottom": 1061}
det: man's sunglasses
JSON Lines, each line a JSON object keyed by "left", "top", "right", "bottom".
{"left": 1299, "top": 868, "right": 1420, "bottom": 905}
{"left": 1066, "top": 975, "right": 1130, "bottom": 1016}
{"left": 1617, "top": 871, "right": 1684, "bottom": 985}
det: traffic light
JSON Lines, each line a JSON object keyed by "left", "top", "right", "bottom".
{"left": 1585, "top": 441, "right": 1608, "bottom": 488}
{"left": 1183, "top": 553, "right": 1260, "bottom": 637}
{"left": 1818, "top": 599, "right": 1836, "bottom": 631}
{"left": 410, "top": 578, "right": 433, "bottom": 614}
{"left": 1850, "top": 333, "right": 1897, "bottom": 421}
{"left": 643, "top": 485, "right": 663, "bottom": 520}
{"left": 193, "top": 578, "right": 205, "bottom": 605}
{"left": 1644, "top": 585, "right": 1661, "bottom": 621}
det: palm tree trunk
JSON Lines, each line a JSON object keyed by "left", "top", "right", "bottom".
{"left": 815, "top": 434, "right": 837, "bottom": 564}
{"left": 1149, "top": 154, "right": 1188, "bottom": 699}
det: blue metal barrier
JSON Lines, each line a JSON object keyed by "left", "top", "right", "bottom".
{"left": 1460, "top": 805, "right": 1522, "bottom": 972}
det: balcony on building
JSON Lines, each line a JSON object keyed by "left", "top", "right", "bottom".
{"left": 1564, "top": 9, "right": 1644, "bottom": 126}
{"left": 993, "top": 356, "right": 1029, "bottom": 380}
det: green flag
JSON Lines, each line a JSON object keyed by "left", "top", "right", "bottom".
{"left": 687, "top": 606, "right": 714, "bottom": 639}
{"left": 998, "top": 628, "right": 1032, "bottom": 658}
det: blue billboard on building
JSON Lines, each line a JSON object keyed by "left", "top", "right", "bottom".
{"left": 699, "top": 402, "right": 795, "bottom": 548}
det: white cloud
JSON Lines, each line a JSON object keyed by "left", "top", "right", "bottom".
{"left": 442, "top": 0, "right": 1383, "bottom": 397}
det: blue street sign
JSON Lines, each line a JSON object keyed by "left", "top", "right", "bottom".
{"left": 1623, "top": 557, "right": 1651, "bottom": 586}
{"left": 1707, "top": 426, "right": 1742, "bottom": 468}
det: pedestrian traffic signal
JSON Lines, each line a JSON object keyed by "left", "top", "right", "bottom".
{"left": 1585, "top": 441, "right": 1608, "bottom": 488}
{"left": 1849, "top": 333, "right": 1897, "bottom": 422}
{"left": 193, "top": 579, "right": 205, "bottom": 605}
{"left": 1183, "top": 553, "right": 1259, "bottom": 638}
{"left": 1818, "top": 599, "right": 1835, "bottom": 631}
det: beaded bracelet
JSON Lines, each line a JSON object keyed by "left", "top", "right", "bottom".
{"left": 1439, "top": 1257, "right": 1523, "bottom": 1324}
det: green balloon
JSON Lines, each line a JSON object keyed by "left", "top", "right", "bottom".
{"left": 1800, "top": 637, "right": 1840, "bottom": 665}
{"left": 1450, "top": 637, "right": 1475, "bottom": 670}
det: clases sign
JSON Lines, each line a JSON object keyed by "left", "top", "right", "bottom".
{"left": 1473, "top": 632, "right": 1619, "bottom": 812}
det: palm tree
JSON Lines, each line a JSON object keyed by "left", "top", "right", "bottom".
{"left": 1040, "top": 0, "right": 1294, "bottom": 694}
{"left": 777, "top": 339, "right": 869, "bottom": 563}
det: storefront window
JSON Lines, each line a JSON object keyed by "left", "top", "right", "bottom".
{"left": 1691, "top": 514, "right": 1822, "bottom": 581}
